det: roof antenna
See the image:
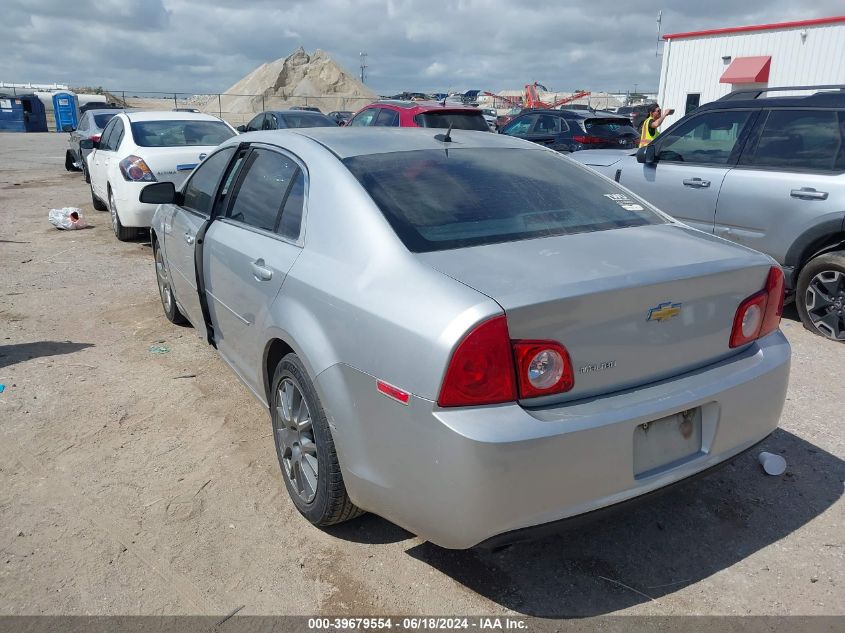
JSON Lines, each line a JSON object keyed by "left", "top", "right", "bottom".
{"left": 435, "top": 123, "right": 453, "bottom": 143}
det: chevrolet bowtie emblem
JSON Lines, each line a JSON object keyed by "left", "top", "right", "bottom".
{"left": 647, "top": 302, "right": 682, "bottom": 322}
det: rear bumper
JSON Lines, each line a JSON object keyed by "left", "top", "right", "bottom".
{"left": 318, "top": 331, "right": 790, "bottom": 549}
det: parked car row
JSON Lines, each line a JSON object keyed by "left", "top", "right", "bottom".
{"left": 50, "top": 79, "right": 806, "bottom": 550}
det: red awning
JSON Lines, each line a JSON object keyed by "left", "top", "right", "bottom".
{"left": 720, "top": 56, "right": 771, "bottom": 84}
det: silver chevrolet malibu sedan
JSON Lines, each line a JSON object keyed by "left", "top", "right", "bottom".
{"left": 141, "top": 128, "right": 791, "bottom": 549}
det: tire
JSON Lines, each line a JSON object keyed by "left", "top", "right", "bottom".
{"left": 90, "top": 183, "right": 107, "bottom": 211}
{"left": 108, "top": 186, "right": 140, "bottom": 242}
{"left": 64, "top": 150, "right": 79, "bottom": 172}
{"left": 81, "top": 150, "right": 90, "bottom": 183}
{"left": 796, "top": 251, "right": 845, "bottom": 342}
{"left": 271, "top": 353, "right": 363, "bottom": 526}
{"left": 153, "top": 240, "right": 187, "bottom": 325}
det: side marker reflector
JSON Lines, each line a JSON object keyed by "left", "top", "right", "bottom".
{"left": 377, "top": 380, "right": 410, "bottom": 405}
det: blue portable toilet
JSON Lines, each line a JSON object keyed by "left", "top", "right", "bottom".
{"left": 0, "top": 93, "right": 48, "bottom": 133}
{"left": 52, "top": 92, "right": 78, "bottom": 132}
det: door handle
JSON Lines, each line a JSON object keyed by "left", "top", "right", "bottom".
{"left": 683, "top": 178, "right": 711, "bottom": 188}
{"left": 790, "top": 187, "right": 828, "bottom": 200}
{"left": 183, "top": 233, "right": 195, "bottom": 245}
{"left": 250, "top": 259, "right": 273, "bottom": 281}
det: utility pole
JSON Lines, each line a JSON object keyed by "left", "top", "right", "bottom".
{"left": 656, "top": 10, "right": 663, "bottom": 56}
{"left": 359, "top": 52, "right": 368, "bottom": 84}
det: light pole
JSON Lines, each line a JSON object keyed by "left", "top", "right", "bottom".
{"left": 359, "top": 52, "right": 368, "bottom": 84}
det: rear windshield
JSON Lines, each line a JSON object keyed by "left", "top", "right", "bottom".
{"left": 344, "top": 148, "right": 663, "bottom": 252}
{"left": 413, "top": 111, "right": 490, "bottom": 132}
{"left": 93, "top": 113, "right": 117, "bottom": 129}
{"left": 130, "top": 120, "right": 235, "bottom": 147}
{"left": 584, "top": 118, "right": 638, "bottom": 137}
{"left": 281, "top": 113, "right": 336, "bottom": 128}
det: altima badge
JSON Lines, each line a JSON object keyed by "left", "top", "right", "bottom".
{"left": 647, "top": 301, "right": 682, "bottom": 322}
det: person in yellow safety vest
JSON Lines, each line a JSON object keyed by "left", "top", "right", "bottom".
{"left": 639, "top": 103, "right": 675, "bottom": 147}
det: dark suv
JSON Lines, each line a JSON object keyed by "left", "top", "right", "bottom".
{"left": 572, "top": 86, "right": 845, "bottom": 341}
{"left": 498, "top": 109, "right": 638, "bottom": 151}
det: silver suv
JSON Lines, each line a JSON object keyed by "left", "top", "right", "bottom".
{"left": 572, "top": 86, "right": 845, "bottom": 341}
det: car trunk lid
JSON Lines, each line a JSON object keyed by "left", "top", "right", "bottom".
{"left": 141, "top": 146, "right": 219, "bottom": 187}
{"left": 417, "top": 223, "right": 772, "bottom": 405}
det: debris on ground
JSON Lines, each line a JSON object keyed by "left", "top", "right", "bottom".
{"left": 759, "top": 451, "right": 787, "bottom": 476}
{"left": 148, "top": 345, "right": 170, "bottom": 354}
{"left": 48, "top": 207, "right": 87, "bottom": 230}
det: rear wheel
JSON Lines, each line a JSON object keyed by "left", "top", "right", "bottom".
{"left": 796, "top": 251, "right": 845, "bottom": 341}
{"left": 90, "top": 183, "right": 107, "bottom": 211}
{"left": 108, "top": 186, "right": 139, "bottom": 242}
{"left": 65, "top": 150, "right": 81, "bottom": 172}
{"left": 153, "top": 240, "right": 187, "bottom": 324}
{"left": 81, "top": 150, "right": 90, "bottom": 183}
{"left": 271, "top": 354, "right": 363, "bottom": 526}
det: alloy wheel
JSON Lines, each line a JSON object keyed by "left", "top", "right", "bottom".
{"left": 109, "top": 190, "right": 118, "bottom": 235}
{"left": 154, "top": 246, "right": 173, "bottom": 314}
{"left": 804, "top": 270, "right": 845, "bottom": 340}
{"left": 275, "top": 378, "right": 318, "bottom": 503}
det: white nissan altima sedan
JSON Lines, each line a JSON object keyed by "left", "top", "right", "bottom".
{"left": 83, "top": 111, "right": 237, "bottom": 241}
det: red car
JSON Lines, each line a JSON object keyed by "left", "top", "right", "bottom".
{"left": 347, "top": 100, "right": 490, "bottom": 130}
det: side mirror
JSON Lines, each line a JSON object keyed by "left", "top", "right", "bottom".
{"left": 636, "top": 144, "right": 657, "bottom": 164}
{"left": 236, "top": 125, "right": 246, "bottom": 133}
{"left": 139, "top": 181, "right": 177, "bottom": 205}
{"left": 62, "top": 124, "right": 75, "bottom": 133}
{"left": 79, "top": 139, "right": 96, "bottom": 150}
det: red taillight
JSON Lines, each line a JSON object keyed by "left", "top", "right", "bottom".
{"left": 437, "top": 316, "right": 516, "bottom": 407}
{"left": 89, "top": 134, "right": 101, "bottom": 143}
{"left": 513, "top": 341, "right": 574, "bottom": 399}
{"left": 572, "top": 135, "right": 605, "bottom": 144}
{"left": 119, "top": 155, "right": 157, "bottom": 182}
{"left": 760, "top": 266, "right": 785, "bottom": 336}
{"left": 730, "top": 266, "right": 785, "bottom": 348}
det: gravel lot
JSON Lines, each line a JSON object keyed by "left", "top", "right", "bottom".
{"left": 0, "top": 133, "right": 842, "bottom": 618}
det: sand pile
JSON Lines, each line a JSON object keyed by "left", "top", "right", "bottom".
{"left": 208, "top": 48, "right": 376, "bottom": 115}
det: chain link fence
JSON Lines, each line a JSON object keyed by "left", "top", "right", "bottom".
{"left": 100, "top": 90, "right": 376, "bottom": 127}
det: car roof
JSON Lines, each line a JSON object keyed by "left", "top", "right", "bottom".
{"left": 267, "top": 110, "right": 330, "bottom": 116}
{"left": 239, "top": 127, "right": 533, "bottom": 159}
{"left": 374, "top": 99, "right": 481, "bottom": 113}
{"left": 84, "top": 108, "right": 125, "bottom": 116}
{"left": 702, "top": 89, "right": 845, "bottom": 111}
{"left": 124, "top": 111, "right": 225, "bottom": 123}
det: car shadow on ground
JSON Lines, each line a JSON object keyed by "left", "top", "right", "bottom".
{"left": 0, "top": 341, "right": 95, "bottom": 369}
{"left": 323, "top": 512, "right": 413, "bottom": 545}
{"left": 403, "top": 428, "right": 843, "bottom": 617}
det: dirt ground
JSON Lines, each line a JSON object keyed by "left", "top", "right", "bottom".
{"left": 0, "top": 133, "right": 842, "bottom": 618}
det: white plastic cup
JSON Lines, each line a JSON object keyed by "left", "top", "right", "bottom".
{"left": 758, "top": 451, "right": 787, "bottom": 476}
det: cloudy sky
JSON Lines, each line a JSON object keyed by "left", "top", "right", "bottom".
{"left": 3, "top": 0, "right": 843, "bottom": 96}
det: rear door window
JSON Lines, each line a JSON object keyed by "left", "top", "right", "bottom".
{"left": 740, "top": 109, "right": 845, "bottom": 172}
{"left": 373, "top": 108, "right": 400, "bottom": 127}
{"left": 656, "top": 110, "right": 752, "bottom": 165}
{"left": 276, "top": 170, "right": 306, "bottom": 240}
{"left": 413, "top": 111, "right": 489, "bottom": 131}
{"left": 532, "top": 115, "right": 562, "bottom": 134}
{"left": 226, "top": 149, "right": 299, "bottom": 232}
{"left": 99, "top": 118, "right": 118, "bottom": 149}
{"left": 103, "top": 118, "right": 124, "bottom": 151}
{"left": 344, "top": 148, "right": 663, "bottom": 252}
{"left": 181, "top": 147, "right": 236, "bottom": 216}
